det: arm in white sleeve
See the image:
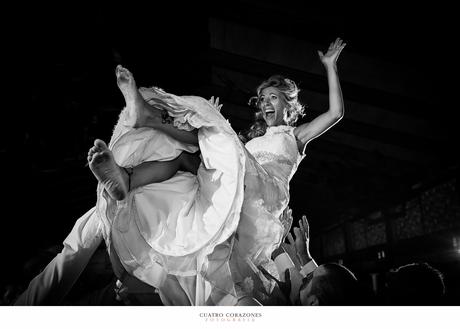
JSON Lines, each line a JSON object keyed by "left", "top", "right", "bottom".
{"left": 273, "top": 252, "right": 296, "bottom": 282}
{"left": 15, "top": 207, "right": 103, "bottom": 305}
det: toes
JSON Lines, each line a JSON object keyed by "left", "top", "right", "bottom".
{"left": 116, "top": 65, "right": 130, "bottom": 78}
{"left": 116, "top": 65, "right": 123, "bottom": 76}
{"left": 89, "top": 144, "right": 98, "bottom": 152}
{"left": 89, "top": 150, "right": 110, "bottom": 166}
{"left": 94, "top": 139, "right": 108, "bottom": 150}
{"left": 91, "top": 152, "right": 104, "bottom": 164}
{"left": 88, "top": 147, "right": 98, "bottom": 159}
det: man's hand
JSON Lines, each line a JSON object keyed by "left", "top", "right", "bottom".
{"left": 281, "top": 234, "right": 302, "bottom": 269}
{"left": 294, "top": 215, "right": 313, "bottom": 266}
{"left": 280, "top": 207, "right": 294, "bottom": 239}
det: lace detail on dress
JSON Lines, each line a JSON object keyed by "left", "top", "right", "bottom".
{"left": 251, "top": 151, "right": 294, "bottom": 168}
{"left": 245, "top": 125, "right": 303, "bottom": 183}
{"left": 266, "top": 125, "right": 294, "bottom": 135}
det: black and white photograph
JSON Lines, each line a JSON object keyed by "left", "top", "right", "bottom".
{"left": 1, "top": 1, "right": 458, "bottom": 327}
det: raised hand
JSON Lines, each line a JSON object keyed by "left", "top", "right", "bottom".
{"left": 318, "top": 37, "right": 346, "bottom": 67}
{"left": 294, "top": 215, "right": 313, "bottom": 265}
{"left": 282, "top": 233, "right": 302, "bottom": 269}
{"left": 280, "top": 206, "right": 294, "bottom": 239}
{"left": 209, "top": 96, "right": 223, "bottom": 112}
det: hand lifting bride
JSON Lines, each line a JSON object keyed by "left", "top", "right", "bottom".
{"left": 16, "top": 38, "right": 346, "bottom": 305}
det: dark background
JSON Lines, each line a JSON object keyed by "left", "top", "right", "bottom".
{"left": 1, "top": 2, "right": 459, "bottom": 304}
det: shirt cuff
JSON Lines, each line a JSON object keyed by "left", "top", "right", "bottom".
{"left": 299, "top": 259, "right": 318, "bottom": 277}
{"left": 273, "top": 253, "right": 296, "bottom": 281}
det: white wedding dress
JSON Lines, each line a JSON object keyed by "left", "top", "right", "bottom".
{"left": 16, "top": 86, "right": 304, "bottom": 306}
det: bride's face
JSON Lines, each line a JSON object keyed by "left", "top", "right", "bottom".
{"left": 259, "top": 87, "right": 286, "bottom": 127}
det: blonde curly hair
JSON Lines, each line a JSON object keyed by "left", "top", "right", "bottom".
{"left": 239, "top": 75, "right": 305, "bottom": 143}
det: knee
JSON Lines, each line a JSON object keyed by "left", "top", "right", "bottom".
{"left": 178, "top": 152, "right": 201, "bottom": 175}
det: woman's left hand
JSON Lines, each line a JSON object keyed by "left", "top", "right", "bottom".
{"left": 209, "top": 96, "right": 223, "bottom": 112}
{"left": 318, "top": 37, "right": 346, "bottom": 67}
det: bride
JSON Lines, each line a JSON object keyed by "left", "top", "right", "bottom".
{"left": 15, "top": 38, "right": 345, "bottom": 305}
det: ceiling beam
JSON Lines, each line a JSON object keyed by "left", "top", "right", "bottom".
{"left": 204, "top": 48, "right": 436, "bottom": 120}
{"left": 208, "top": 18, "right": 437, "bottom": 106}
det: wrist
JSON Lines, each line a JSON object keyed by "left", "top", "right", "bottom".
{"left": 271, "top": 247, "right": 285, "bottom": 260}
{"left": 323, "top": 62, "right": 337, "bottom": 70}
{"left": 297, "top": 252, "right": 313, "bottom": 266}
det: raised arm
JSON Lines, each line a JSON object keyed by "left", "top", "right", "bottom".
{"left": 294, "top": 38, "right": 346, "bottom": 153}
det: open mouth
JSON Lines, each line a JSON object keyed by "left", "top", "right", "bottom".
{"left": 265, "top": 109, "right": 275, "bottom": 118}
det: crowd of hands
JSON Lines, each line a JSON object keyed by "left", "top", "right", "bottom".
{"left": 248, "top": 208, "right": 316, "bottom": 306}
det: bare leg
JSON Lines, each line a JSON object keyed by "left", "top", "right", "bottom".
{"left": 88, "top": 139, "right": 201, "bottom": 200}
{"left": 116, "top": 65, "right": 198, "bottom": 145}
{"left": 116, "top": 65, "right": 159, "bottom": 128}
{"left": 129, "top": 151, "right": 200, "bottom": 190}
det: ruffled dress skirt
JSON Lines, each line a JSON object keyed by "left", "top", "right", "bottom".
{"left": 96, "top": 87, "right": 287, "bottom": 305}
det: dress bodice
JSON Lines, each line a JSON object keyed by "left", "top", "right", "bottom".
{"left": 245, "top": 125, "right": 305, "bottom": 183}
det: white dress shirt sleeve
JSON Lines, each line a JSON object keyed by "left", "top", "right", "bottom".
{"left": 15, "top": 207, "right": 103, "bottom": 305}
{"left": 299, "top": 259, "right": 318, "bottom": 278}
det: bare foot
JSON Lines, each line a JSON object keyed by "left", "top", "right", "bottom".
{"left": 116, "top": 65, "right": 150, "bottom": 127}
{"left": 88, "top": 139, "right": 128, "bottom": 200}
